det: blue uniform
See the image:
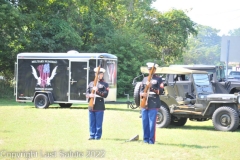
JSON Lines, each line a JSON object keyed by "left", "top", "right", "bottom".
{"left": 140, "top": 75, "right": 162, "bottom": 144}
{"left": 86, "top": 79, "right": 109, "bottom": 140}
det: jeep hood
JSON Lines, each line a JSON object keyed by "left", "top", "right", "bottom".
{"left": 207, "top": 94, "right": 237, "bottom": 101}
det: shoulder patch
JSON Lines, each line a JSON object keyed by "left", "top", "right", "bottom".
{"left": 151, "top": 79, "right": 157, "bottom": 84}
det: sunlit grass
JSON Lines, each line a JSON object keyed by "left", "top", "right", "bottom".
{"left": 0, "top": 99, "right": 240, "bottom": 160}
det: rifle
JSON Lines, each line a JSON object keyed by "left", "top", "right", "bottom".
{"left": 89, "top": 61, "right": 102, "bottom": 109}
{"left": 140, "top": 63, "right": 156, "bottom": 108}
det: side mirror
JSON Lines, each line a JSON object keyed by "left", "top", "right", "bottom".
{"left": 132, "top": 79, "right": 136, "bottom": 87}
{"left": 132, "top": 74, "right": 144, "bottom": 86}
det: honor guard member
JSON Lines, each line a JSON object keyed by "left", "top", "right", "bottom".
{"left": 86, "top": 67, "right": 109, "bottom": 140}
{"left": 140, "top": 62, "right": 163, "bottom": 144}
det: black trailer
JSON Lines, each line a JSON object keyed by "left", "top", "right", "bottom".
{"left": 14, "top": 51, "right": 118, "bottom": 108}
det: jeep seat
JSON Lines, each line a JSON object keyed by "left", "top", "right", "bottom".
{"left": 164, "top": 86, "right": 176, "bottom": 97}
{"left": 164, "top": 85, "right": 196, "bottom": 105}
{"left": 176, "top": 97, "right": 195, "bottom": 105}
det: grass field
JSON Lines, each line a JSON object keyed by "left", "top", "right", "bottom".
{"left": 0, "top": 99, "right": 240, "bottom": 160}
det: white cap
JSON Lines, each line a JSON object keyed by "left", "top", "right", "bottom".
{"left": 67, "top": 50, "right": 79, "bottom": 54}
{"left": 146, "top": 62, "right": 158, "bottom": 69}
{"left": 94, "top": 67, "right": 105, "bottom": 73}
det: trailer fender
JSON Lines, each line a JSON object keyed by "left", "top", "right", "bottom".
{"left": 32, "top": 91, "right": 54, "bottom": 104}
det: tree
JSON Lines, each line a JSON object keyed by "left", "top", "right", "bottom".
{"left": 0, "top": 0, "right": 24, "bottom": 80}
{"left": 104, "top": 26, "right": 155, "bottom": 96}
{"left": 0, "top": 0, "right": 199, "bottom": 97}
{"left": 139, "top": 9, "right": 198, "bottom": 66}
{"left": 20, "top": 0, "right": 83, "bottom": 52}
{"left": 182, "top": 25, "right": 221, "bottom": 65}
{"left": 229, "top": 28, "right": 240, "bottom": 36}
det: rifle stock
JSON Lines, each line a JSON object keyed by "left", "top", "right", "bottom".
{"left": 89, "top": 65, "right": 101, "bottom": 109}
{"left": 140, "top": 64, "right": 155, "bottom": 108}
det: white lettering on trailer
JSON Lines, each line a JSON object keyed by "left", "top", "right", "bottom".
{"left": 31, "top": 60, "right": 57, "bottom": 63}
{"left": 35, "top": 88, "right": 53, "bottom": 91}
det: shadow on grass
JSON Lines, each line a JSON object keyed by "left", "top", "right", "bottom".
{"left": 155, "top": 142, "right": 218, "bottom": 149}
{"left": 23, "top": 106, "right": 140, "bottom": 112}
{"left": 0, "top": 101, "right": 34, "bottom": 107}
{"left": 167, "top": 125, "right": 215, "bottom": 131}
{"left": 104, "top": 138, "right": 218, "bottom": 148}
{"left": 166, "top": 125, "right": 240, "bottom": 132}
{"left": 106, "top": 108, "right": 139, "bottom": 112}
{"left": 0, "top": 130, "right": 12, "bottom": 133}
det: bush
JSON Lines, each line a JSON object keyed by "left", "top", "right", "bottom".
{"left": 0, "top": 80, "right": 14, "bottom": 99}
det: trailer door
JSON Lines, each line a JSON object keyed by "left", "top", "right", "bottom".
{"left": 69, "top": 61, "right": 89, "bottom": 101}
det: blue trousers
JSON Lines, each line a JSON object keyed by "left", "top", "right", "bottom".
{"left": 141, "top": 108, "right": 158, "bottom": 144}
{"left": 89, "top": 110, "right": 104, "bottom": 139}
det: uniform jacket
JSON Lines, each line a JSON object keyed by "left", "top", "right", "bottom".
{"left": 86, "top": 79, "right": 109, "bottom": 111}
{"left": 140, "top": 75, "right": 163, "bottom": 109}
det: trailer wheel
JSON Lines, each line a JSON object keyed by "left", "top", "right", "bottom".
{"left": 212, "top": 106, "right": 239, "bottom": 131}
{"left": 156, "top": 105, "right": 171, "bottom": 128}
{"left": 59, "top": 103, "right": 72, "bottom": 108}
{"left": 34, "top": 94, "right": 49, "bottom": 109}
{"left": 171, "top": 117, "right": 188, "bottom": 126}
{"left": 133, "top": 82, "right": 142, "bottom": 108}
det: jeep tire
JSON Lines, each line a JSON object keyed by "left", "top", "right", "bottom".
{"left": 156, "top": 105, "right": 171, "bottom": 128}
{"left": 212, "top": 106, "right": 239, "bottom": 131}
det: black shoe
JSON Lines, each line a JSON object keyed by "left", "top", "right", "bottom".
{"left": 88, "top": 138, "right": 94, "bottom": 140}
{"left": 139, "top": 115, "right": 142, "bottom": 118}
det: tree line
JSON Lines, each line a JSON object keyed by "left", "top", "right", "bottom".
{"left": 1, "top": 0, "right": 239, "bottom": 97}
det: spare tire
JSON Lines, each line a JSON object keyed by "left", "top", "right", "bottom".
{"left": 133, "top": 82, "right": 142, "bottom": 108}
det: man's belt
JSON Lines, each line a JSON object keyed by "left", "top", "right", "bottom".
{"left": 148, "top": 94, "right": 158, "bottom": 97}
{"left": 149, "top": 92, "right": 156, "bottom": 94}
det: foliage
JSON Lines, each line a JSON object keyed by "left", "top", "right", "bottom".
{"left": 0, "top": 0, "right": 25, "bottom": 80}
{"left": 182, "top": 25, "right": 222, "bottom": 65}
{"left": 1, "top": 0, "right": 198, "bottom": 97}
{"left": 105, "top": 27, "right": 155, "bottom": 96}
{"left": 0, "top": 80, "right": 14, "bottom": 99}
{"left": 140, "top": 9, "right": 197, "bottom": 66}
{"left": 229, "top": 28, "right": 240, "bottom": 36}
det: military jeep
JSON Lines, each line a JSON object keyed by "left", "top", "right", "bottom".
{"left": 133, "top": 67, "right": 240, "bottom": 131}
{"left": 169, "top": 65, "right": 240, "bottom": 94}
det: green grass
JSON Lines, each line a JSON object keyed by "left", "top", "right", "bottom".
{"left": 0, "top": 99, "right": 240, "bottom": 160}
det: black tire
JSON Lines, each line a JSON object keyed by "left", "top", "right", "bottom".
{"left": 171, "top": 117, "right": 188, "bottom": 126}
{"left": 156, "top": 104, "right": 171, "bottom": 128}
{"left": 34, "top": 94, "right": 49, "bottom": 109}
{"left": 212, "top": 106, "right": 239, "bottom": 131}
{"left": 133, "top": 82, "right": 142, "bottom": 108}
{"left": 59, "top": 103, "right": 72, "bottom": 108}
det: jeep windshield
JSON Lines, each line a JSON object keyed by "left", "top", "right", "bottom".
{"left": 193, "top": 74, "right": 214, "bottom": 94}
